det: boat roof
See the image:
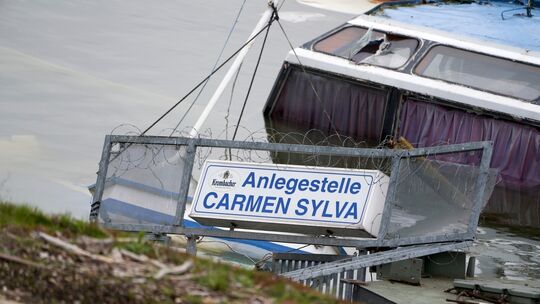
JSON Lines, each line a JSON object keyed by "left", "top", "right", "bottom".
{"left": 346, "top": 14, "right": 540, "bottom": 64}
{"left": 284, "top": 14, "right": 540, "bottom": 124}
{"left": 374, "top": 1, "right": 540, "bottom": 53}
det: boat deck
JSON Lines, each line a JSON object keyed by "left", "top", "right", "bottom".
{"left": 363, "top": 277, "right": 456, "bottom": 304}
{"left": 362, "top": 277, "right": 540, "bottom": 304}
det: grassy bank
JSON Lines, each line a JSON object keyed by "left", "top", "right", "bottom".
{"left": 0, "top": 202, "right": 340, "bottom": 304}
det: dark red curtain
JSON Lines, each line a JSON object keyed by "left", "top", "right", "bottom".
{"left": 270, "top": 68, "right": 388, "bottom": 142}
{"left": 399, "top": 98, "right": 540, "bottom": 226}
{"left": 398, "top": 98, "right": 540, "bottom": 189}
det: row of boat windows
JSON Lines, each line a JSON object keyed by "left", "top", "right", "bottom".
{"left": 312, "top": 26, "right": 540, "bottom": 102}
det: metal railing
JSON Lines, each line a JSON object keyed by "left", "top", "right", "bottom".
{"left": 90, "top": 135, "right": 494, "bottom": 251}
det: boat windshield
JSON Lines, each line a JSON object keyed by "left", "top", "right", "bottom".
{"left": 313, "top": 26, "right": 418, "bottom": 69}
{"left": 415, "top": 46, "right": 540, "bottom": 102}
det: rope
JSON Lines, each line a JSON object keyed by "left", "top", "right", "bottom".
{"left": 140, "top": 22, "right": 274, "bottom": 136}
{"left": 171, "top": 0, "right": 248, "bottom": 136}
{"left": 254, "top": 243, "right": 311, "bottom": 270}
{"left": 224, "top": 63, "right": 243, "bottom": 160}
{"left": 197, "top": 239, "right": 259, "bottom": 265}
{"left": 231, "top": 8, "right": 276, "bottom": 140}
{"left": 105, "top": 20, "right": 275, "bottom": 166}
{"left": 275, "top": 18, "right": 341, "bottom": 138}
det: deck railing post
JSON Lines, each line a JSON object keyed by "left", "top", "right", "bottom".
{"left": 186, "top": 236, "right": 198, "bottom": 256}
{"left": 89, "top": 135, "right": 112, "bottom": 223}
{"left": 175, "top": 139, "right": 197, "bottom": 227}
{"left": 467, "top": 141, "right": 494, "bottom": 237}
{"left": 376, "top": 155, "right": 402, "bottom": 242}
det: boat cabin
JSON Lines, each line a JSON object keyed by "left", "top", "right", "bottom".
{"left": 263, "top": 14, "right": 540, "bottom": 226}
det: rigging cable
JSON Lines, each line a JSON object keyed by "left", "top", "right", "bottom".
{"left": 225, "top": 64, "right": 243, "bottom": 160}
{"left": 106, "top": 20, "right": 276, "bottom": 166}
{"left": 171, "top": 0, "right": 248, "bottom": 136}
{"left": 136, "top": 21, "right": 274, "bottom": 136}
{"left": 231, "top": 8, "right": 276, "bottom": 140}
{"left": 275, "top": 16, "right": 341, "bottom": 138}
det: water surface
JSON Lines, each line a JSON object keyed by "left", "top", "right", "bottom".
{"left": 0, "top": 0, "right": 351, "bottom": 217}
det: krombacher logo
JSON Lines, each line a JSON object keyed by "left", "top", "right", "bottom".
{"left": 211, "top": 170, "right": 236, "bottom": 188}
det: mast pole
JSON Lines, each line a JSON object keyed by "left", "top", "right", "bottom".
{"left": 188, "top": 0, "right": 280, "bottom": 138}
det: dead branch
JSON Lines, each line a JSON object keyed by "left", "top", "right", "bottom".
{"left": 37, "top": 232, "right": 114, "bottom": 264}
{"left": 154, "top": 259, "right": 194, "bottom": 280}
{"left": 119, "top": 249, "right": 150, "bottom": 263}
{"left": 167, "top": 273, "right": 203, "bottom": 281}
{"left": 149, "top": 259, "right": 168, "bottom": 269}
{"left": 0, "top": 252, "right": 49, "bottom": 269}
{"left": 76, "top": 236, "right": 114, "bottom": 246}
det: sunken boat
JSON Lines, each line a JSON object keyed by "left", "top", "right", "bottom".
{"left": 263, "top": 12, "right": 540, "bottom": 227}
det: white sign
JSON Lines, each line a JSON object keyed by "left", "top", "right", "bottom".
{"left": 189, "top": 160, "right": 389, "bottom": 237}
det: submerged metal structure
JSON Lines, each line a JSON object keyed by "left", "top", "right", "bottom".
{"left": 90, "top": 135, "right": 495, "bottom": 247}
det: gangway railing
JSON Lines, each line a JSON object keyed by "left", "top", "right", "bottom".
{"left": 90, "top": 135, "right": 495, "bottom": 252}
{"left": 274, "top": 241, "right": 472, "bottom": 302}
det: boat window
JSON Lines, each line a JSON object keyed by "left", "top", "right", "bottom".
{"left": 313, "top": 26, "right": 418, "bottom": 69}
{"left": 415, "top": 45, "right": 540, "bottom": 101}
{"left": 352, "top": 34, "right": 418, "bottom": 69}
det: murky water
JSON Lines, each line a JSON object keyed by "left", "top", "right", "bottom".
{"left": 0, "top": 0, "right": 352, "bottom": 217}
{"left": 473, "top": 227, "right": 540, "bottom": 281}
{"left": 1, "top": 0, "right": 538, "bottom": 281}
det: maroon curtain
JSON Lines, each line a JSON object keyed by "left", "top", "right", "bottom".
{"left": 270, "top": 68, "right": 388, "bottom": 142}
{"left": 399, "top": 98, "right": 540, "bottom": 190}
{"left": 399, "top": 98, "right": 540, "bottom": 226}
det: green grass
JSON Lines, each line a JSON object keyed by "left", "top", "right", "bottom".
{"left": 196, "top": 259, "right": 232, "bottom": 291}
{"left": 182, "top": 295, "right": 203, "bottom": 304}
{"left": 194, "top": 259, "right": 338, "bottom": 303}
{"left": 115, "top": 232, "right": 155, "bottom": 256}
{"left": 0, "top": 201, "right": 107, "bottom": 238}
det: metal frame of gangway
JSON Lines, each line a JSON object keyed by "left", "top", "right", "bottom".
{"left": 90, "top": 135, "right": 494, "bottom": 254}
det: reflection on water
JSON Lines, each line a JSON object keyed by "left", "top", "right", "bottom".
{"left": 473, "top": 227, "right": 540, "bottom": 281}
{"left": 483, "top": 186, "right": 540, "bottom": 228}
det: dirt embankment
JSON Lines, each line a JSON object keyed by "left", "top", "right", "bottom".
{"left": 0, "top": 202, "right": 340, "bottom": 304}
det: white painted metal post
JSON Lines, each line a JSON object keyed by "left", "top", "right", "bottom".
{"left": 188, "top": 0, "right": 280, "bottom": 138}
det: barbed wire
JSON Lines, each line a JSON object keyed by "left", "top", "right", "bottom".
{"left": 102, "top": 124, "right": 498, "bottom": 244}
{"left": 108, "top": 124, "right": 395, "bottom": 175}
{"left": 106, "top": 124, "right": 493, "bottom": 184}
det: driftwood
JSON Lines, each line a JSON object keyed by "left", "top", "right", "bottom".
{"left": 0, "top": 252, "right": 49, "bottom": 269}
{"left": 150, "top": 259, "right": 168, "bottom": 269}
{"left": 119, "top": 249, "right": 150, "bottom": 263}
{"left": 154, "top": 259, "right": 194, "bottom": 280}
{"left": 76, "top": 236, "right": 114, "bottom": 246}
{"left": 37, "top": 232, "right": 115, "bottom": 263}
{"left": 35, "top": 232, "right": 195, "bottom": 281}
{"left": 168, "top": 273, "right": 203, "bottom": 281}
